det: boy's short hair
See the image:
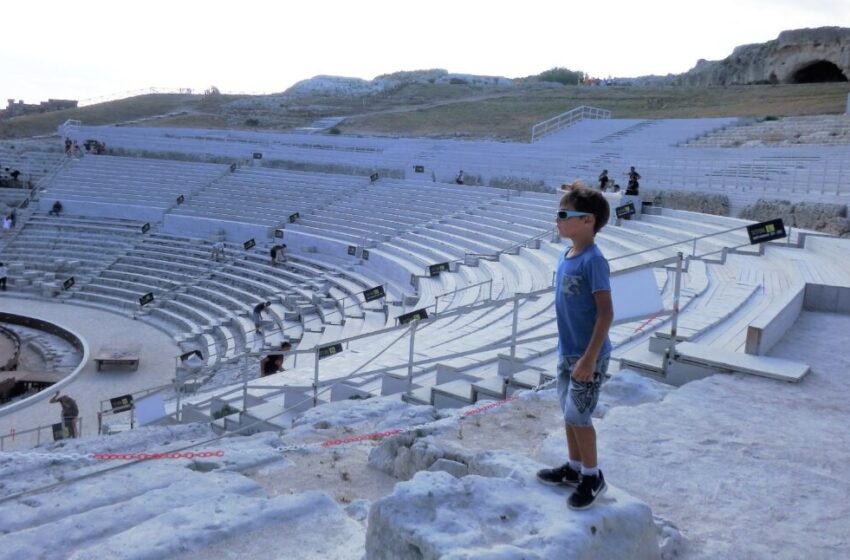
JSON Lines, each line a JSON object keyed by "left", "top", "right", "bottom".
{"left": 559, "top": 186, "right": 610, "bottom": 234}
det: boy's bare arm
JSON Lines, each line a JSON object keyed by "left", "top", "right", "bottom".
{"left": 573, "top": 290, "right": 614, "bottom": 381}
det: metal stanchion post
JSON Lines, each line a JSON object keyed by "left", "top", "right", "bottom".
{"left": 313, "top": 347, "right": 320, "bottom": 406}
{"left": 509, "top": 296, "right": 520, "bottom": 363}
{"left": 242, "top": 352, "right": 249, "bottom": 413}
{"left": 663, "top": 252, "right": 684, "bottom": 377}
{"left": 407, "top": 322, "right": 417, "bottom": 395}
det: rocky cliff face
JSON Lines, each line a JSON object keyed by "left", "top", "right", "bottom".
{"left": 282, "top": 69, "right": 513, "bottom": 98}
{"left": 680, "top": 27, "right": 850, "bottom": 86}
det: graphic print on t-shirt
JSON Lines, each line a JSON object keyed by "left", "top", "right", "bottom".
{"left": 561, "top": 275, "right": 582, "bottom": 297}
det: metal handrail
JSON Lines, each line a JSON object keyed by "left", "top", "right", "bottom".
{"left": 0, "top": 417, "right": 82, "bottom": 451}
{"left": 531, "top": 106, "right": 611, "bottom": 142}
{"left": 456, "top": 226, "right": 556, "bottom": 264}
{"left": 433, "top": 278, "right": 493, "bottom": 313}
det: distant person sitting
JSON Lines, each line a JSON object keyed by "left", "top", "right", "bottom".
{"left": 261, "top": 354, "right": 284, "bottom": 377}
{"left": 455, "top": 170, "right": 464, "bottom": 185}
{"left": 211, "top": 241, "right": 226, "bottom": 261}
{"left": 598, "top": 170, "right": 610, "bottom": 191}
{"left": 49, "top": 201, "right": 63, "bottom": 216}
{"left": 625, "top": 166, "right": 641, "bottom": 195}
{"left": 270, "top": 244, "right": 286, "bottom": 266}
{"left": 252, "top": 301, "right": 272, "bottom": 335}
{"left": 49, "top": 391, "right": 79, "bottom": 438}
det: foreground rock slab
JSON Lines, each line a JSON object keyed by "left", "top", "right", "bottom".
{"left": 366, "top": 469, "right": 660, "bottom": 560}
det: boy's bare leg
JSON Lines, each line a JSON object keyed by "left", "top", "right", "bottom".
{"left": 565, "top": 424, "right": 582, "bottom": 464}
{"left": 571, "top": 425, "right": 597, "bottom": 468}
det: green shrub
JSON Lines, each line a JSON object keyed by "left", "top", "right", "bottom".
{"left": 537, "top": 67, "right": 585, "bottom": 86}
{"left": 244, "top": 118, "right": 260, "bottom": 127}
{"left": 328, "top": 127, "right": 342, "bottom": 135}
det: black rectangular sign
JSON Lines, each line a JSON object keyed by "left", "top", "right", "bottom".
{"left": 615, "top": 203, "right": 636, "bottom": 219}
{"left": 747, "top": 218, "right": 786, "bottom": 244}
{"left": 274, "top": 229, "right": 284, "bottom": 238}
{"left": 243, "top": 238, "right": 256, "bottom": 250}
{"left": 318, "top": 343, "right": 343, "bottom": 359}
{"left": 398, "top": 308, "right": 429, "bottom": 325}
{"left": 414, "top": 165, "right": 425, "bottom": 173}
{"left": 141, "top": 223, "right": 151, "bottom": 234}
{"left": 110, "top": 394, "right": 134, "bottom": 413}
{"left": 139, "top": 292, "right": 154, "bottom": 306}
{"left": 52, "top": 423, "right": 69, "bottom": 441}
{"left": 363, "top": 285, "right": 385, "bottom": 302}
{"left": 176, "top": 194, "right": 185, "bottom": 205}
{"left": 63, "top": 277, "right": 75, "bottom": 290}
{"left": 253, "top": 152, "right": 263, "bottom": 159}
{"left": 289, "top": 212, "right": 300, "bottom": 224}
{"left": 361, "top": 249, "right": 370, "bottom": 261}
{"left": 429, "top": 262, "right": 450, "bottom": 277}
{"left": 347, "top": 245, "right": 357, "bottom": 256}
{"left": 370, "top": 172, "right": 379, "bottom": 182}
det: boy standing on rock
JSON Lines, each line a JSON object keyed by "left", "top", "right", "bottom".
{"left": 537, "top": 185, "right": 613, "bottom": 510}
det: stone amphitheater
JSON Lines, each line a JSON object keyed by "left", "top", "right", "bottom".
{"left": 0, "top": 109, "right": 849, "bottom": 559}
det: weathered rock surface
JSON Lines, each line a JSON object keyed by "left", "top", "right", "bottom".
{"left": 643, "top": 190, "right": 730, "bottom": 215}
{"left": 739, "top": 199, "right": 849, "bottom": 235}
{"left": 365, "top": 469, "right": 662, "bottom": 560}
{"left": 283, "top": 69, "right": 514, "bottom": 98}
{"left": 680, "top": 27, "right": 850, "bottom": 86}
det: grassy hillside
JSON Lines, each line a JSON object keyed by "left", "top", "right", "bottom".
{"left": 1, "top": 82, "right": 847, "bottom": 141}
{"left": 341, "top": 83, "right": 850, "bottom": 140}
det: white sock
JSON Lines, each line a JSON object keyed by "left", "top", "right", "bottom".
{"left": 581, "top": 465, "right": 599, "bottom": 477}
{"left": 568, "top": 460, "right": 581, "bottom": 472}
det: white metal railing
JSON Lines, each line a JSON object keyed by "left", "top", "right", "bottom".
{"left": 573, "top": 156, "right": 850, "bottom": 199}
{"left": 0, "top": 418, "right": 83, "bottom": 451}
{"left": 531, "top": 106, "right": 611, "bottom": 143}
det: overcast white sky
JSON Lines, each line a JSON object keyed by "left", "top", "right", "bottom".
{"left": 2, "top": 0, "right": 848, "bottom": 104}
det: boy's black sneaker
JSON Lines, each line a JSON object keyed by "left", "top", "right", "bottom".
{"left": 567, "top": 470, "right": 606, "bottom": 510}
{"left": 536, "top": 463, "right": 581, "bottom": 487}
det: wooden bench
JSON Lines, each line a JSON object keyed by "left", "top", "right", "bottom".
{"left": 94, "top": 343, "right": 141, "bottom": 371}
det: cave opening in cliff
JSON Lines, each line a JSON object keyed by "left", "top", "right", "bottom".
{"left": 790, "top": 60, "right": 848, "bottom": 83}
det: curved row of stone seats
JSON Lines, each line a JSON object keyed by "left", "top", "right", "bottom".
{"left": 38, "top": 156, "right": 228, "bottom": 221}
{"left": 369, "top": 252, "right": 713, "bottom": 410}
{"left": 621, "top": 216, "right": 758, "bottom": 258}
{"left": 686, "top": 115, "right": 850, "bottom": 147}
{"left": 69, "top": 122, "right": 850, "bottom": 203}
{"left": 0, "top": 142, "right": 65, "bottom": 184}
{"left": 163, "top": 167, "right": 365, "bottom": 240}
{"left": 0, "top": 214, "right": 143, "bottom": 295}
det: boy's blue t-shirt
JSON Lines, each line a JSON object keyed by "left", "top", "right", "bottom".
{"left": 555, "top": 243, "right": 612, "bottom": 358}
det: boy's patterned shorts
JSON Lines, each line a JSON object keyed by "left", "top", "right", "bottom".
{"left": 556, "top": 355, "right": 610, "bottom": 427}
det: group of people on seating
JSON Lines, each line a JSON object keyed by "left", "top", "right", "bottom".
{"left": 597, "top": 167, "right": 640, "bottom": 195}
{"left": 0, "top": 167, "right": 25, "bottom": 188}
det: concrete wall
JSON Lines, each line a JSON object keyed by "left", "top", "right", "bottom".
{"left": 746, "top": 285, "right": 805, "bottom": 355}
{"left": 803, "top": 283, "right": 850, "bottom": 313}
